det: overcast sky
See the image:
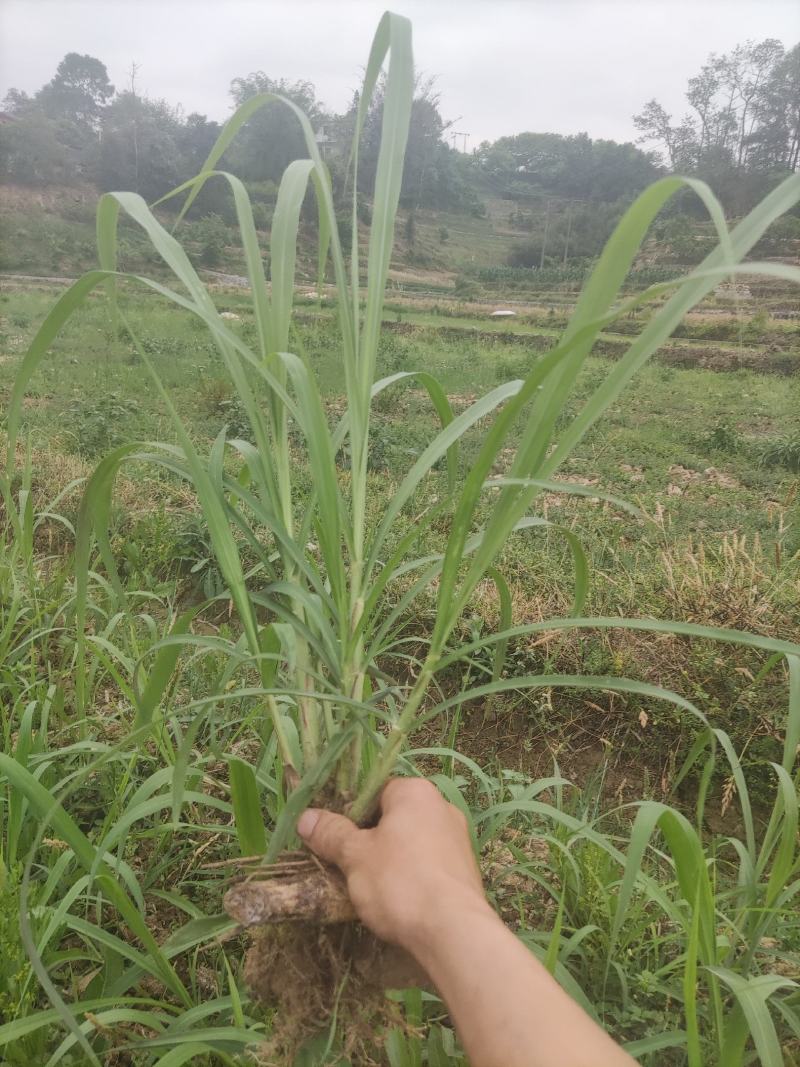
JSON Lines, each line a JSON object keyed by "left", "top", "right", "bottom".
{"left": 1, "top": 0, "right": 798, "bottom": 148}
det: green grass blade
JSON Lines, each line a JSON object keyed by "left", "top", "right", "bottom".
{"left": 783, "top": 655, "right": 800, "bottom": 774}
{"left": 504, "top": 517, "right": 589, "bottom": 616}
{"left": 422, "top": 674, "right": 710, "bottom": 732}
{"left": 358, "top": 13, "right": 413, "bottom": 386}
{"left": 0, "top": 998, "right": 174, "bottom": 1050}
{"left": 134, "top": 608, "right": 197, "bottom": 728}
{"left": 685, "top": 861, "right": 703, "bottom": 1066}
{"left": 229, "top": 757, "right": 268, "bottom": 856}
{"left": 544, "top": 175, "right": 800, "bottom": 477}
{"left": 438, "top": 616, "right": 800, "bottom": 671}
{"left": 712, "top": 968, "right": 798, "bottom": 1067}
{"left": 1, "top": 754, "right": 192, "bottom": 1010}
{"left": 271, "top": 159, "right": 316, "bottom": 350}
{"left": 485, "top": 566, "right": 512, "bottom": 683}
{"left": 366, "top": 380, "right": 523, "bottom": 575}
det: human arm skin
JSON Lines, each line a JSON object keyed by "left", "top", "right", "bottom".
{"left": 297, "top": 778, "right": 635, "bottom": 1067}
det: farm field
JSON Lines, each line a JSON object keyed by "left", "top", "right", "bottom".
{"left": 1, "top": 8, "right": 800, "bottom": 1064}
{"left": 1, "top": 269, "right": 799, "bottom": 1063}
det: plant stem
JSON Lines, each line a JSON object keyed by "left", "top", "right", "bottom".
{"left": 264, "top": 690, "right": 299, "bottom": 787}
{"left": 337, "top": 590, "right": 365, "bottom": 797}
{"left": 348, "top": 654, "right": 438, "bottom": 822}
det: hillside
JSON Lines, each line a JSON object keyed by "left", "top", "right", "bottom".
{"left": 3, "top": 180, "right": 799, "bottom": 302}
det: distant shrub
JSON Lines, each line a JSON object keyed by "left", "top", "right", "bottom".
{"left": 494, "top": 355, "right": 522, "bottom": 383}
{"left": 61, "top": 198, "right": 96, "bottom": 225}
{"left": 454, "top": 275, "right": 480, "bottom": 301}
{"left": 406, "top": 249, "right": 435, "bottom": 268}
{"left": 754, "top": 214, "right": 800, "bottom": 256}
{"left": 472, "top": 262, "right": 589, "bottom": 290}
{"left": 701, "top": 422, "right": 741, "bottom": 454}
{"left": 468, "top": 262, "right": 679, "bottom": 292}
{"left": 377, "top": 333, "right": 412, "bottom": 374}
{"left": 187, "top": 214, "right": 229, "bottom": 268}
{"left": 366, "top": 416, "right": 441, "bottom": 472}
{"left": 507, "top": 240, "right": 545, "bottom": 268}
{"left": 759, "top": 432, "right": 800, "bottom": 472}
{"left": 251, "top": 202, "right": 272, "bottom": 229}
{"left": 246, "top": 179, "right": 279, "bottom": 204}
{"left": 67, "top": 393, "right": 137, "bottom": 457}
{"left": 336, "top": 212, "right": 354, "bottom": 248}
{"left": 661, "top": 214, "right": 718, "bottom": 263}
{"left": 198, "top": 376, "right": 251, "bottom": 440}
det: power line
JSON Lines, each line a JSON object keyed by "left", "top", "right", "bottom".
{"left": 449, "top": 130, "right": 470, "bottom": 153}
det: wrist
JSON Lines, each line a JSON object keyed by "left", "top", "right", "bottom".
{"left": 401, "top": 879, "right": 497, "bottom": 966}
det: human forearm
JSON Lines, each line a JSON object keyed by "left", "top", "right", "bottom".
{"left": 408, "top": 890, "right": 635, "bottom": 1067}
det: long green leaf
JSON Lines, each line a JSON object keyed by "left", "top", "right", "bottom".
{"left": 229, "top": 757, "right": 268, "bottom": 856}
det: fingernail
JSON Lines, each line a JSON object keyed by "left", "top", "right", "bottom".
{"left": 297, "top": 809, "right": 321, "bottom": 839}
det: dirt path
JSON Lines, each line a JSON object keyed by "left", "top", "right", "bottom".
{"left": 1, "top": 273, "right": 77, "bottom": 287}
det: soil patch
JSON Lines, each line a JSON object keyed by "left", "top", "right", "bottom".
{"left": 241, "top": 919, "right": 420, "bottom": 1062}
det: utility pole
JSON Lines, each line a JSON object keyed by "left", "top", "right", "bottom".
{"left": 128, "top": 62, "right": 141, "bottom": 194}
{"left": 540, "top": 198, "right": 551, "bottom": 270}
{"left": 562, "top": 203, "right": 574, "bottom": 267}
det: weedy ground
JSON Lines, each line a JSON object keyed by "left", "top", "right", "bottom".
{"left": 1, "top": 285, "right": 798, "bottom": 791}
{"left": 0, "top": 280, "right": 799, "bottom": 1064}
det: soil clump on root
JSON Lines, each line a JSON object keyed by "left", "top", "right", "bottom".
{"left": 225, "top": 860, "right": 426, "bottom": 1062}
{"left": 226, "top": 838, "right": 552, "bottom": 1060}
{"left": 245, "top": 921, "right": 424, "bottom": 1062}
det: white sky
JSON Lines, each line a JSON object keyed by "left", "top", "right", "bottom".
{"left": 1, "top": 0, "right": 798, "bottom": 148}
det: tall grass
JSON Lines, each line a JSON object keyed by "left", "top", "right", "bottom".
{"left": 1, "top": 10, "right": 800, "bottom": 1064}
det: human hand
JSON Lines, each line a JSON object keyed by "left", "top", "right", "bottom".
{"left": 297, "top": 777, "right": 488, "bottom": 956}
{"left": 299, "top": 778, "right": 635, "bottom": 1067}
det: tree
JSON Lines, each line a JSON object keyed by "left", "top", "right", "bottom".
{"left": 2, "top": 88, "right": 37, "bottom": 117}
{"left": 97, "top": 92, "right": 183, "bottom": 201}
{"left": 747, "top": 44, "right": 800, "bottom": 171}
{"left": 0, "top": 111, "right": 78, "bottom": 185}
{"left": 357, "top": 76, "right": 477, "bottom": 211}
{"left": 476, "top": 131, "right": 658, "bottom": 201}
{"left": 632, "top": 101, "right": 698, "bottom": 170}
{"left": 507, "top": 200, "right": 626, "bottom": 267}
{"left": 37, "top": 53, "right": 114, "bottom": 131}
{"left": 634, "top": 39, "right": 798, "bottom": 176}
{"left": 3, "top": 53, "right": 114, "bottom": 184}
{"left": 179, "top": 112, "right": 223, "bottom": 174}
{"left": 1, "top": 55, "right": 229, "bottom": 204}
{"left": 225, "top": 74, "right": 325, "bottom": 184}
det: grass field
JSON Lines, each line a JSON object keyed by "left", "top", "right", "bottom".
{"left": 1, "top": 284, "right": 798, "bottom": 771}
{"left": 1, "top": 264, "right": 799, "bottom": 1063}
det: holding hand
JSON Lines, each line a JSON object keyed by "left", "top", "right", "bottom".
{"left": 298, "top": 777, "right": 484, "bottom": 954}
{"left": 298, "top": 777, "right": 635, "bottom": 1067}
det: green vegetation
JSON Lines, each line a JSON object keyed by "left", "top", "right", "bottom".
{"left": 2, "top": 30, "right": 798, "bottom": 287}
{"left": 1, "top": 12, "right": 799, "bottom": 1067}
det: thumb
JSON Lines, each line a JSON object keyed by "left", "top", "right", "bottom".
{"left": 297, "top": 808, "right": 363, "bottom": 873}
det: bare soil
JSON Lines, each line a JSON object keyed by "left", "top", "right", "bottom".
{"left": 244, "top": 922, "right": 419, "bottom": 1063}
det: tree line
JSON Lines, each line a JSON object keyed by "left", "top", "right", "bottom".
{"left": 634, "top": 39, "right": 799, "bottom": 213}
{"left": 0, "top": 54, "right": 481, "bottom": 218}
{"left": 1, "top": 39, "right": 797, "bottom": 265}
